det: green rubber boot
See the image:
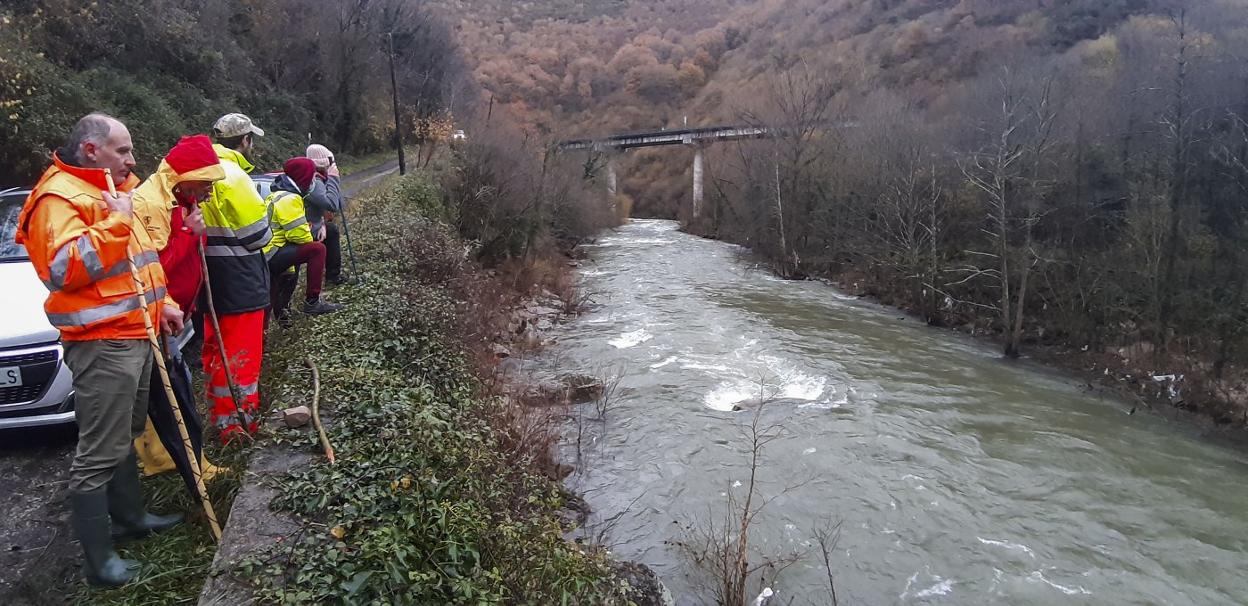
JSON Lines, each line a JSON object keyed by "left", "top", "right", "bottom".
{"left": 70, "top": 488, "right": 139, "bottom": 587}
{"left": 108, "top": 451, "right": 183, "bottom": 541}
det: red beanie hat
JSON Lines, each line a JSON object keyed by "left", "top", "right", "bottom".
{"left": 165, "top": 135, "right": 225, "bottom": 182}
{"left": 284, "top": 157, "right": 317, "bottom": 193}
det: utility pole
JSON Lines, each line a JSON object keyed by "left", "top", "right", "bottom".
{"left": 387, "top": 32, "right": 407, "bottom": 176}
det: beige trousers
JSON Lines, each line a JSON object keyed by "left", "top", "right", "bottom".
{"left": 62, "top": 339, "right": 152, "bottom": 492}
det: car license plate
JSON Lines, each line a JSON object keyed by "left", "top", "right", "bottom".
{"left": 0, "top": 366, "right": 21, "bottom": 387}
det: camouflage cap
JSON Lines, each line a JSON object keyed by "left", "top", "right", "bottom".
{"left": 212, "top": 113, "right": 265, "bottom": 138}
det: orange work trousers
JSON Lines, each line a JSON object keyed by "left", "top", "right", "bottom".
{"left": 202, "top": 310, "right": 264, "bottom": 442}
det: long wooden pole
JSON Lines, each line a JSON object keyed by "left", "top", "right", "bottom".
{"left": 338, "top": 194, "right": 361, "bottom": 283}
{"left": 106, "top": 170, "right": 221, "bottom": 541}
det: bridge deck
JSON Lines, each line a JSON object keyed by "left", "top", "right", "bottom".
{"left": 557, "top": 125, "right": 771, "bottom": 151}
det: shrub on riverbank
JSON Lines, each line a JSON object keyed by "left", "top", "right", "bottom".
{"left": 232, "top": 174, "right": 635, "bottom": 604}
{"left": 442, "top": 121, "right": 620, "bottom": 264}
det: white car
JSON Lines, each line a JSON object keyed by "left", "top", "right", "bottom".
{"left": 0, "top": 187, "right": 76, "bottom": 429}
{"left": 0, "top": 187, "right": 194, "bottom": 430}
{"left": 252, "top": 173, "right": 276, "bottom": 199}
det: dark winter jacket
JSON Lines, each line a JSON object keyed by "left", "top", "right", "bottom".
{"left": 303, "top": 175, "right": 342, "bottom": 234}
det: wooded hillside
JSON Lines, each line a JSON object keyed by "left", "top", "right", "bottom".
{"left": 446, "top": 0, "right": 1248, "bottom": 427}
{"left": 0, "top": 0, "right": 470, "bottom": 183}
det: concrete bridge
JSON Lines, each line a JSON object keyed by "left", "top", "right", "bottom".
{"left": 556, "top": 125, "right": 776, "bottom": 152}
{"left": 556, "top": 124, "right": 784, "bottom": 218}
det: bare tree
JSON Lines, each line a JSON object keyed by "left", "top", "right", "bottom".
{"left": 1156, "top": 8, "right": 1196, "bottom": 351}
{"left": 739, "top": 60, "right": 840, "bottom": 278}
{"left": 874, "top": 143, "right": 946, "bottom": 322}
{"left": 812, "top": 518, "right": 843, "bottom": 606}
{"left": 953, "top": 68, "right": 1057, "bottom": 358}
{"left": 672, "top": 391, "right": 805, "bottom": 606}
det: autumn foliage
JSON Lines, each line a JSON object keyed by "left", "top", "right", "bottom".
{"left": 445, "top": 0, "right": 1248, "bottom": 427}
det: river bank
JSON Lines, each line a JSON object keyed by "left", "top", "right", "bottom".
{"left": 825, "top": 270, "right": 1248, "bottom": 444}
{"left": 201, "top": 174, "right": 662, "bottom": 604}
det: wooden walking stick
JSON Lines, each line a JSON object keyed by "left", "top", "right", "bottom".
{"left": 106, "top": 170, "right": 221, "bottom": 541}
{"left": 196, "top": 238, "right": 254, "bottom": 439}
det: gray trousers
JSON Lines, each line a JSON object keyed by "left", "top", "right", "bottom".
{"left": 63, "top": 340, "right": 153, "bottom": 492}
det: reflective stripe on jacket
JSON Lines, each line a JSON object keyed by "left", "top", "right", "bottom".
{"left": 15, "top": 154, "right": 175, "bottom": 341}
{"left": 201, "top": 144, "right": 271, "bottom": 313}
{"left": 263, "top": 190, "right": 313, "bottom": 255}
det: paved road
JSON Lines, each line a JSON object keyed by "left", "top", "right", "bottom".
{"left": 342, "top": 158, "right": 402, "bottom": 198}
{"left": 0, "top": 160, "right": 399, "bottom": 604}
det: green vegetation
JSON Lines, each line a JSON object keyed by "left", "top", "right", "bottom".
{"left": 234, "top": 174, "right": 630, "bottom": 604}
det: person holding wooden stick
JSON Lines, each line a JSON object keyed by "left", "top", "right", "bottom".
{"left": 203, "top": 113, "right": 273, "bottom": 441}
{"left": 15, "top": 113, "right": 185, "bottom": 587}
{"left": 304, "top": 144, "right": 349, "bottom": 285}
{"left": 130, "top": 134, "right": 230, "bottom": 490}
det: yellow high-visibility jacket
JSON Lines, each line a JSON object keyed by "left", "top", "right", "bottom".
{"left": 201, "top": 144, "right": 271, "bottom": 313}
{"left": 263, "top": 189, "right": 313, "bottom": 255}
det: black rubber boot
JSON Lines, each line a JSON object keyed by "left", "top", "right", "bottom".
{"left": 70, "top": 488, "right": 139, "bottom": 587}
{"left": 108, "top": 451, "right": 183, "bottom": 541}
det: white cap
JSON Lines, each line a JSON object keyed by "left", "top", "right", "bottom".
{"left": 306, "top": 144, "right": 334, "bottom": 169}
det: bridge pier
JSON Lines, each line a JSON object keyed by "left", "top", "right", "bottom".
{"left": 692, "top": 146, "right": 704, "bottom": 219}
{"left": 606, "top": 156, "right": 618, "bottom": 199}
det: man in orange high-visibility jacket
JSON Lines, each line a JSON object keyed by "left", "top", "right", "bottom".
{"left": 16, "top": 113, "right": 186, "bottom": 588}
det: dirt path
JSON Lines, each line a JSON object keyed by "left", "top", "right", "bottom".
{"left": 0, "top": 425, "right": 77, "bottom": 605}
{"left": 0, "top": 160, "right": 398, "bottom": 605}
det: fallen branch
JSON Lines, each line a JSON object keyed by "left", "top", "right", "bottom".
{"left": 307, "top": 357, "right": 336, "bottom": 464}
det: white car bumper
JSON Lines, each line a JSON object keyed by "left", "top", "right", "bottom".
{"left": 0, "top": 341, "right": 76, "bottom": 431}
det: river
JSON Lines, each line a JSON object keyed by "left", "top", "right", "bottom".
{"left": 536, "top": 219, "right": 1248, "bottom": 605}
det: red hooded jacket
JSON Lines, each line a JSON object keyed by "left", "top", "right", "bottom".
{"left": 160, "top": 207, "right": 204, "bottom": 313}
{"left": 130, "top": 135, "right": 226, "bottom": 314}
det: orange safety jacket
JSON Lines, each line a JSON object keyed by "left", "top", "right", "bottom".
{"left": 15, "top": 153, "right": 176, "bottom": 341}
